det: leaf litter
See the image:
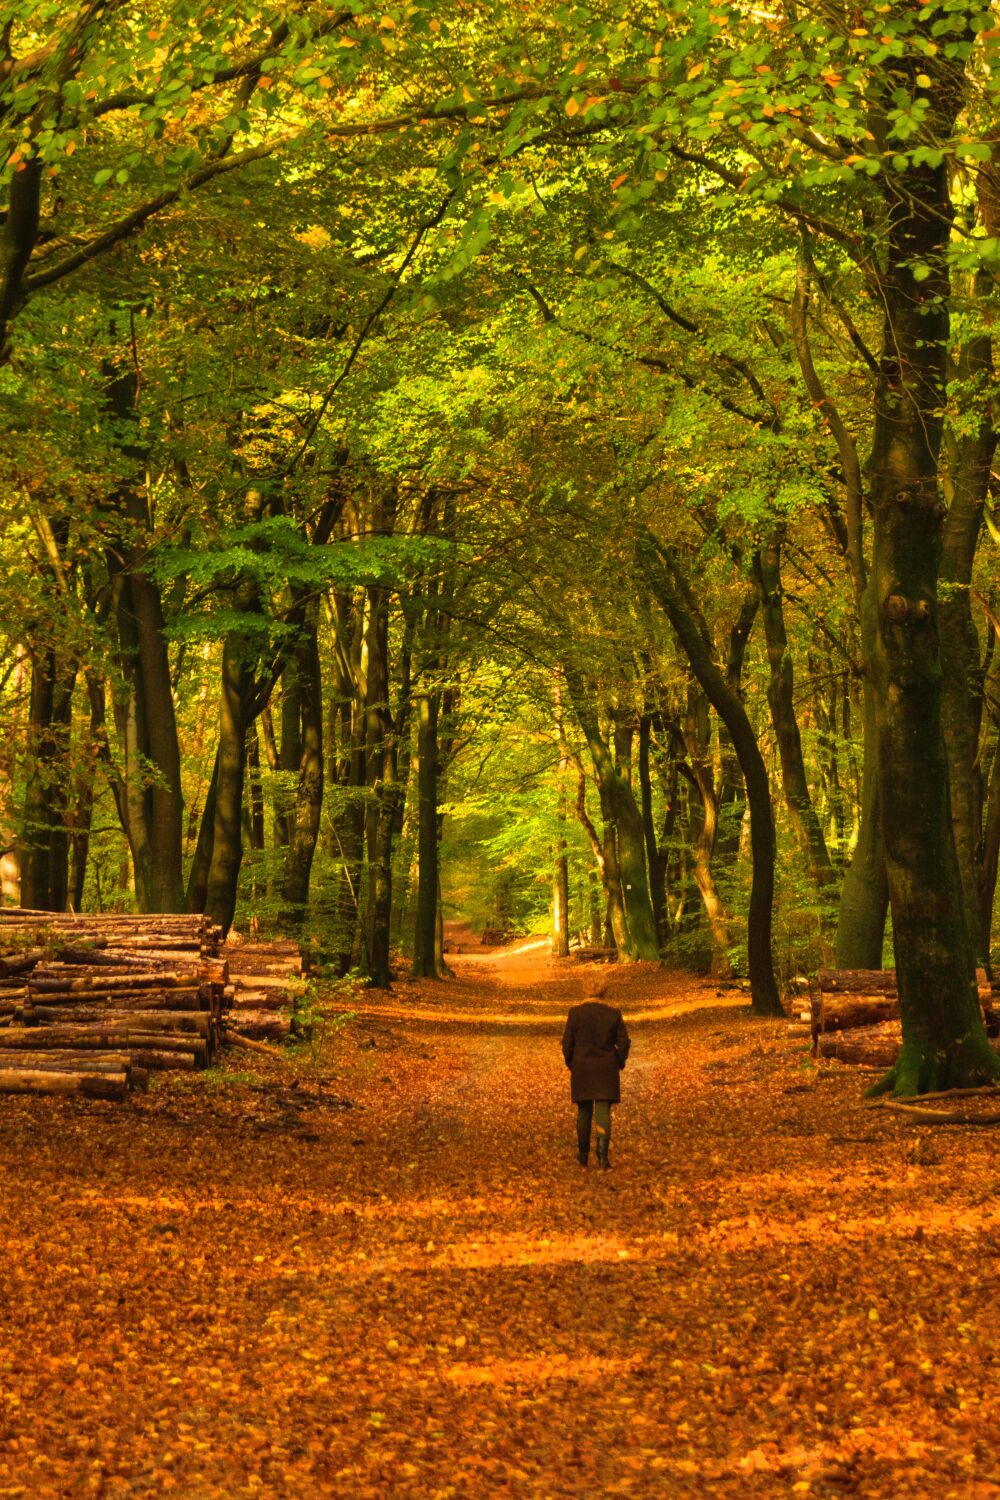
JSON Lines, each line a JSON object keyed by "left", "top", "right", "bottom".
{"left": 0, "top": 941, "right": 998, "bottom": 1498}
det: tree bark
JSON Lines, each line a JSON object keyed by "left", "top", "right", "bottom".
{"left": 20, "top": 650, "right": 74, "bottom": 911}
{"left": 276, "top": 656, "right": 301, "bottom": 848}
{"left": 835, "top": 586, "right": 890, "bottom": 966}
{"left": 185, "top": 750, "right": 219, "bottom": 914}
{"left": 323, "top": 587, "right": 366, "bottom": 971}
{"left": 280, "top": 613, "right": 324, "bottom": 928}
{"left": 638, "top": 530, "right": 781, "bottom": 1015}
{"left": 203, "top": 583, "right": 257, "bottom": 935}
{"left": 638, "top": 713, "right": 668, "bottom": 943}
{"left": 865, "top": 83, "right": 999, "bottom": 1095}
{"left": 364, "top": 583, "right": 398, "bottom": 988}
{"left": 680, "top": 687, "right": 732, "bottom": 977}
{"left": 563, "top": 671, "right": 659, "bottom": 960}
{"left": 103, "top": 364, "right": 184, "bottom": 912}
{"left": 716, "top": 592, "right": 758, "bottom": 862}
{"left": 939, "top": 308, "right": 995, "bottom": 968}
{"left": 247, "top": 724, "right": 266, "bottom": 854}
{"left": 552, "top": 829, "right": 570, "bottom": 959}
{"left": 411, "top": 691, "right": 442, "bottom": 976}
{"left": 752, "top": 530, "right": 834, "bottom": 885}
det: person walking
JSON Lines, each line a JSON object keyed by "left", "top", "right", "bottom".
{"left": 561, "top": 980, "right": 631, "bottom": 1169}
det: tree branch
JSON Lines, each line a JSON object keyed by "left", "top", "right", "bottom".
{"left": 23, "top": 134, "right": 297, "bottom": 296}
{"left": 789, "top": 258, "right": 866, "bottom": 599}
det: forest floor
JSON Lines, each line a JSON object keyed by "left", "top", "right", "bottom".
{"left": 0, "top": 942, "right": 998, "bottom": 1499}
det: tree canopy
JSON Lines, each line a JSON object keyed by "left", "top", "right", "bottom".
{"left": 2, "top": 0, "right": 1000, "bottom": 1094}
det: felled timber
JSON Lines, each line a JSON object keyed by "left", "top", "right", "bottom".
{"left": 0, "top": 1068, "right": 128, "bottom": 1100}
{"left": 815, "top": 1022, "right": 901, "bottom": 1069}
{"left": 223, "top": 940, "right": 307, "bottom": 1043}
{"left": 0, "top": 916, "right": 306, "bottom": 1099}
{"left": 809, "top": 968, "right": 998, "bottom": 1043}
{"left": 228, "top": 1011, "right": 293, "bottom": 1043}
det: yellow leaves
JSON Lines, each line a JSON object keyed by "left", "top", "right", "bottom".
{"left": 64, "top": 139, "right": 76, "bottom": 157}
{"left": 916, "top": 72, "right": 932, "bottom": 88}
{"left": 567, "top": 92, "right": 605, "bottom": 118}
{"left": 687, "top": 62, "right": 705, "bottom": 81}
{"left": 572, "top": 58, "right": 587, "bottom": 75}
{"left": 0, "top": 955, "right": 995, "bottom": 1497}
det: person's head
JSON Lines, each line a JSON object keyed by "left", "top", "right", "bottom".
{"left": 587, "top": 978, "right": 610, "bottom": 1001}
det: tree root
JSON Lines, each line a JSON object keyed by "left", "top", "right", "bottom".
{"left": 868, "top": 1100, "right": 1000, "bottom": 1126}
{"left": 864, "top": 1085, "right": 1000, "bottom": 1106}
{"left": 863, "top": 1036, "right": 1000, "bottom": 1100}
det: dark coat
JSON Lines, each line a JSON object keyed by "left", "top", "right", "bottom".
{"left": 561, "top": 1001, "right": 631, "bottom": 1103}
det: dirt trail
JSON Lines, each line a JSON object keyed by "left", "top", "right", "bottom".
{"left": 0, "top": 949, "right": 998, "bottom": 1498}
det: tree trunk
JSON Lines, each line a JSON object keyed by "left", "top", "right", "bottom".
{"left": 601, "top": 818, "right": 629, "bottom": 954}
{"left": 563, "top": 672, "right": 659, "bottom": 960}
{"left": 716, "top": 592, "right": 759, "bottom": 862}
{"left": 411, "top": 691, "right": 442, "bottom": 977}
{"left": 323, "top": 588, "right": 366, "bottom": 972}
{"left": 865, "top": 96, "right": 999, "bottom": 1096}
{"left": 103, "top": 365, "right": 184, "bottom": 912}
{"left": 980, "top": 733, "right": 1000, "bottom": 954}
{"left": 681, "top": 687, "right": 732, "bottom": 977}
{"left": 280, "top": 614, "right": 324, "bottom": 928}
{"left": 638, "top": 713, "right": 668, "bottom": 943}
{"left": 364, "top": 584, "right": 398, "bottom": 988}
{"left": 247, "top": 725, "right": 266, "bottom": 854}
{"left": 204, "top": 601, "right": 254, "bottom": 935}
{"left": 588, "top": 869, "right": 603, "bottom": 946}
{"left": 835, "top": 586, "right": 890, "bottom": 966}
{"left": 67, "top": 731, "right": 97, "bottom": 915}
{"left": 939, "top": 308, "right": 995, "bottom": 968}
{"left": 186, "top": 750, "right": 219, "bottom": 914}
{"left": 638, "top": 531, "right": 781, "bottom": 1014}
{"left": 552, "top": 831, "right": 570, "bottom": 959}
{"left": 276, "top": 657, "right": 301, "bottom": 848}
{"left": 20, "top": 651, "right": 74, "bottom": 912}
{"left": 752, "top": 531, "right": 834, "bottom": 885}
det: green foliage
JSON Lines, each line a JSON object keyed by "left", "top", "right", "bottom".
{"left": 3, "top": 0, "right": 1000, "bottom": 998}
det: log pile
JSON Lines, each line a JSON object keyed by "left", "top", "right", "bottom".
{"left": 480, "top": 929, "right": 515, "bottom": 947}
{"left": 572, "top": 946, "right": 618, "bottom": 965}
{"left": 224, "top": 939, "right": 306, "bottom": 1043}
{"left": 803, "top": 967, "right": 1000, "bottom": 1069}
{"left": 0, "top": 910, "right": 228, "bottom": 1097}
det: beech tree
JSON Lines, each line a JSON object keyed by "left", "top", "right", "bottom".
{"left": 2, "top": 0, "right": 1000, "bottom": 1072}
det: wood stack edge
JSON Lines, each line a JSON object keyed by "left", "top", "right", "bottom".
{"left": 0, "top": 910, "right": 251, "bottom": 1100}
{"left": 786, "top": 967, "right": 999, "bottom": 1068}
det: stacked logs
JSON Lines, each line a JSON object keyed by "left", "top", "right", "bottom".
{"left": 807, "top": 968, "right": 1000, "bottom": 1068}
{"left": 226, "top": 940, "right": 306, "bottom": 1043}
{"left": 0, "top": 911, "right": 229, "bottom": 1098}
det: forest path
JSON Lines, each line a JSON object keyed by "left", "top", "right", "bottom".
{"left": 0, "top": 952, "right": 998, "bottom": 1498}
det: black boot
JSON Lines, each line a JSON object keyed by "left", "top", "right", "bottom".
{"left": 596, "top": 1135, "right": 610, "bottom": 1170}
{"left": 577, "top": 1142, "right": 589, "bottom": 1167}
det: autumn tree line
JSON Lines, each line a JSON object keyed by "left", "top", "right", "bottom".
{"left": 1, "top": 0, "right": 999, "bottom": 1094}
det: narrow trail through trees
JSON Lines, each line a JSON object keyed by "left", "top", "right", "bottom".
{"left": 0, "top": 953, "right": 998, "bottom": 1497}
